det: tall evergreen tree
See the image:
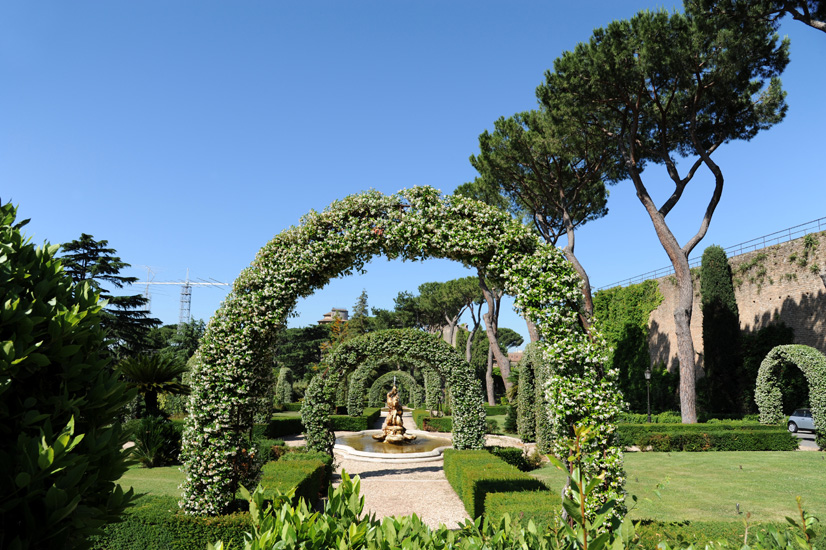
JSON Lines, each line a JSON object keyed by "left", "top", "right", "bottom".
{"left": 348, "top": 290, "right": 371, "bottom": 336}
{"left": 700, "top": 245, "right": 743, "bottom": 413}
{"left": 60, "top": 233, "right": 160, "bottom": 358}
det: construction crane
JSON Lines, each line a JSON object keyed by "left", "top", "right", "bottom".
{"left": 135, "top": 268, "right": 229, "bottom": 327}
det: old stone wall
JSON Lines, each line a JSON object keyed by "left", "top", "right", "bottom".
{"left": 648, "top": 231, "right": 826, "bottom": 375}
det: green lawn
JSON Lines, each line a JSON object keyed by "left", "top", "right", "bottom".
{"left": 531, "top": 451, "right": 826, "bottom": 523}
{"left": 119, "top": 465, "right": 185, "bottom": 497}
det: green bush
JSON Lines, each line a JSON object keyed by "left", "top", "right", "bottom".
{"left": 281, "top": 451, "right": 334, "bottom": 494}
{"left": 254, "top": 438, "right": 286, "bottom": 464}
{"left": 616, "top": 423, "right": 798, "bottom": 451}
{"left": 131, "top": 416, "right": 183, "bottom": 467}
{"left": 483, "top": 404, "right": 509, "bottom": 416}
{"left": 330, "top": 407, "right": 381, "bottom": 431}
{"left": 443, "top": 449, "right": 546, "bottom": 518}
{"left": 634, "top": 519, "right": 826, "bottom": 548}
{"left": 484, "top": 490, "right": 559, "bottom": 530}
{"left": 413, "top": 409, "right": 453, "bottom": 432}
{"left": 259, "top": 459, "right": 326, "bottom": 506}
{"left": 485, "top": 445, "right": 531, "bottom": 472}
{"left": 258, "top": 416, "right": 303, "bottom": 438}
{"left": 273, "top": 402, "right": 302, "bottom": 413}
{"left": 0, "top": 202, "right": 136, "bottom": 549}
{"left": 89, "top": 495, "right": 250, "bottom": 550}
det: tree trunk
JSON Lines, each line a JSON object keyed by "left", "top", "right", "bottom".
{"left": 524, "top": 315, "right": 540, "bottom": 343}
{"left": 478, "top": 273, "right": 512, "bottom": 394}
{"left": 485, "top": 346, "right": 496, "bottom": 405}
{"left": 673, "top": 256, "right": 698, "bottom": 424}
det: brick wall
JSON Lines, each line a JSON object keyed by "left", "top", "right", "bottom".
{"left": 647, "top": 231, "right": 826, "bottom": 376}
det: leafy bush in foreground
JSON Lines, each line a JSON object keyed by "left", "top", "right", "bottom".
{"left": 0, "top": 202, "right": 135, "bottom": 549}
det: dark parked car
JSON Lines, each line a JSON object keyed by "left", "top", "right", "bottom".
{"left": 788, "top": 408, "right": 815, "bottom": 433}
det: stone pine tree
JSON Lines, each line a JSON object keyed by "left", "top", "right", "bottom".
{"left": 692, "top": 0, "right": 825, "bottom": 34}
{"left": 700, "top": 245, "right": 743, "bottom": 414}
{"left": 60, "top": 234, "right": 160, "bottom": 359}
{"left": 539, "top": 7, "right": 789, "bottom": 423}
{"left": 467, "top": 107, "right": 622, "bottom": 326}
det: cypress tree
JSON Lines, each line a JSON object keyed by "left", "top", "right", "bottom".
{"left": 700, "top": 245, "right": 743, "bottom": 413}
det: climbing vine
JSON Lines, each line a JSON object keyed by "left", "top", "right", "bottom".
{"left": 367, "top": 371, "right": 425, "bottom": 408}
{"left": 756, "top": 345, "right": 826, "bottom": 449}
{"left": 180, "top": 186, "right": 623, "bottom": 518}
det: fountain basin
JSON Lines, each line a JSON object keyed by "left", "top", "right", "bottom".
{"left": 334, "top": 430, "right": 452, "bottom": 462}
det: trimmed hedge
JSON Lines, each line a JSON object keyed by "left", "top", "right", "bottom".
{"left": 619, "top": 412, "right": 760, "bottom": 423}
{"left": 255, "top": 408, "right": 381, "bottom": 439}
{"left": 485, "top": 446, "right": 529, "bottom": 472}
{"left": 413, "top": 409, "right": 453, "bottom": 432}
{"left": 88, "top": 495, "right": 251, "bottom": 550}
{"left": 255, "top": 438, "right": 286, "bottom": 464}
{"left": 281, "top": 451, "right": 334, "bottom": 495}
{"left": 444, "top": 450, "right": 546, "bottom": 519}
{"left": 330, "top": 407, "right": 381, "bottom": 431}
{"left": 616, "top": 423, "right": 798, "bottom": 451}
{"left": 484, "top": 490, "right": 559, "bottom": 530}
{"left": 259, "top": 458, "right": 326, "bottom": 506}
{"left": 635, "top": 519, "right": 826, "bottom": 548}
{"left": 483, "top": 405, "right": 509, "bottom": 416}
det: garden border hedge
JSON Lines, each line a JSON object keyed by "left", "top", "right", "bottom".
{"left": 443, "top": 449, "right": 546, "bottom": 518}
{"left": 616, "top": 423, "right": 797, "bottom": 451}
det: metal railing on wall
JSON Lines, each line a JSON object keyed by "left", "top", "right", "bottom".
{"left": 596, "top": 216, "right": 826, "bottom": 291}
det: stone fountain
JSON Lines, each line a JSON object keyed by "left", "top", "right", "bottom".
{"left": 372, "top": 385, "right": 416, "bottom": 444}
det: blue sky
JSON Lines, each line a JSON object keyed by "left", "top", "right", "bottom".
{"left": 2, "top": 1, "right": 824, "bottom": 346}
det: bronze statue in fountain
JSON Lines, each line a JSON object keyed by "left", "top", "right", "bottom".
{"left": 372, "top": 386, "right": 416, "bottom": 444}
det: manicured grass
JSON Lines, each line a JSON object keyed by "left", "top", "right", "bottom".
{"left": 272, "top": 411, "right": 301, "bottom": 418}
{"left": 531, "top": 451, "right": 826, "bottom": 523}
{"left": 119, "top": 465, "right": 185, "bottom": 497}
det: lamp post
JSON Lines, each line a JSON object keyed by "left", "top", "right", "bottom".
{"left": 644, "top": 367, "right": 652, "bottom": 423}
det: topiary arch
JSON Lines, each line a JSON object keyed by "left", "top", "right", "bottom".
{"left": 302, "top": 329, "right": 480, "bottom": 452}
{"left": 347, "top": 357, "right": 434, "bottom": 415}
{"left": 368, "top": 370, "right": 425, "bottom": 408}
{"left": 180, "top": 186, "right": 624, "bottom": 516}
{"left": 756, "top": 344, "right": 825, "bottom": 448}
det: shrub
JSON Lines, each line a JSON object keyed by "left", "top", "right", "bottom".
{"left": 258, "top": 416, "right": 303, "bottom": 438}
{"left": 330, "top": 407, "right": 381, "bottom": 431}
{"left": 484, "top": 490, "right": 559, "bottom": 531}
{"left": 89, "top": 495, "right": 250, "bottom": 550}
{"left": 616, "top": 423, "right": 798, "bottom": 451}
{"left": 483, "top": 405, "right": 509, "bottom": 416}
{"left": 413, "top": 409, "right": 453, "bottom": 432}
{"left": 443, "top": 449, "right": 546, "bottom": 518}
{"left": 503, "top": 405, "right": 518, "bottom": 433}
{"left": 254, "top": 438, "right": 286, "bottom": 464}
{"left": 131, "top": 416, "right": 183, "bottom": 467}
{"left": 485, "top": 445, "right": 530, "bottom": 472}
{"left": 0, "top": 202, "right": 135, "bottom": 549}
{"left": 259, "top": 459, "right": 326, "bottom": 506}
{"left": 281, "top": 451, "right": 334, "bottom": 494}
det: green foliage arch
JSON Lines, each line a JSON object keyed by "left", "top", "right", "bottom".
{"left": 368, "top": 370, "right": 424, "bottom": 408}
{"left": 180, "top": 186, "right": 623, "bottom": 516}
{"left": 304, "top": 329, "right": 475, "bottom": 453}
{"left": 756, "top": 345, "right": 826, "bottom": 448}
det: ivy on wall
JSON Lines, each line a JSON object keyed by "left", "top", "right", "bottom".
{"left": 593, "top": 280, "right": 672, "bottom": 413}
{"left": 756, "top": 344, "right": 826, "bottom": 449}
{"left": 180, "top": 187, "right": 623, "bottom": 518}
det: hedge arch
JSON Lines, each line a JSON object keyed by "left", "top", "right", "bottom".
{"left": 180, "top": 186, "right": 623, "bottom": 517}
{"left": 303, "top": 329, "right": 476, "bottom": 452}
{"left": 347, "top": 358, "right": 434, "bottom": 415}
{"left": 756, "top": 345, "right": 826, "bottom": 447}
{"left": 368, "top": 370, "right": 425, "bottom": 408}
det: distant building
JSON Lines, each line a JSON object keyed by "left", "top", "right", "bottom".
{"left": 318, "top": 307, "right": 349, "bottom": 325}
{"left": 508, "top": 350, "right": 524, "bottom": 364}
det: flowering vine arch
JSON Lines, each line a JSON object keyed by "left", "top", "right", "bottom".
{"left": 756, "top": 344, "right": 825, "bottom": 448}
{"left": 180, "top": 186, "right": 624, "bottom": 516}
{"left": 367, "top": 370, "right": 424, "bottom": 408}
{"left": 347, "top": 362, "right": 430, "bottom": 414}
{"left": 303, "top": 329, "right": 481, "bottom": 452}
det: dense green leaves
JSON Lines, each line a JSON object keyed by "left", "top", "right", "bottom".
{"left": 0, "top": 202, "right": 135, "bottom": 549}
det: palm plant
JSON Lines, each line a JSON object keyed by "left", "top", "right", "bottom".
{"left": 117, "top": 354, "right": 190, "bottom": 417}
